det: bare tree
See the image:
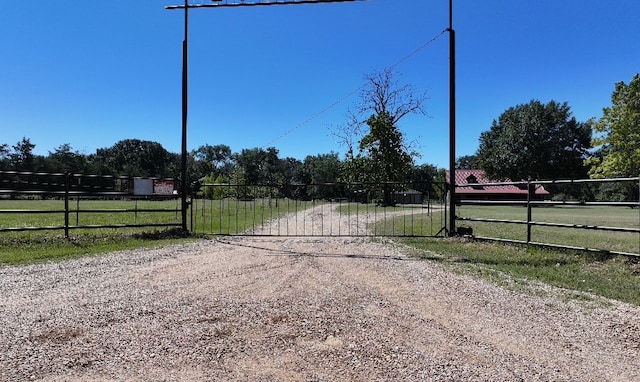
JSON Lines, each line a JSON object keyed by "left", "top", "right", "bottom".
{"left": 335, "top": 69, "right": 427, "bottom": 188}
{"left": 332, "top": 69, "right": 428, "bottom": 205}
{"left": 358, "top": 68, "right": 427, "bottom": 125}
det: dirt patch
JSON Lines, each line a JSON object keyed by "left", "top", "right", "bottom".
{"left": 0, "top": 206, "right": 638, "bottom": 381}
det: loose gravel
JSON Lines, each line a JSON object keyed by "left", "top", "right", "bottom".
{"left": 0, "top": 206, "right": 638, "bottom": 381}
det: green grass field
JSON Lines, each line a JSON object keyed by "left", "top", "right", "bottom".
{"left": 337, "top": 202, "right": 447, "bottom": 236}
{"left": 456, "top": 205, "right": 640, "bottom": 254}
{"left": 0, "top": 198, "right": 185, "bottom": 265}
{"left": 0, "top": 197, "right": 310, "bottom": 265}
{"left": 0, "top": 198, "right": 182, "bottom": 231}
{"left": 400, "top": 236, "right": 640, "bottom": 306}
{"left": 371, "top": 204, "right": 639, "bottom": 254}
{"left": 371, "top": 204, "right": 640, "bottom": 305}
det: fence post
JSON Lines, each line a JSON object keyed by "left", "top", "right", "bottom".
{"left": 526, "top": 180, "right": 533, "bottom": 244}
{"left": 64, "top": 173, "right": 70, "bottom": 239}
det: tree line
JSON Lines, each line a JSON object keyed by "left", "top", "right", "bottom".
{"left": 0, "top": 138, "right": 441, "bottom": 198}
{"left": 1, "top": 71, "right": 638, "bottom": 201}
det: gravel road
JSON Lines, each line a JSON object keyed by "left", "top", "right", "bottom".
{"left": 0, "top": 207, "right": 638, "bottom": 381}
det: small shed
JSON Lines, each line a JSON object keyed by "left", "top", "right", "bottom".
{"left": 392, "top": 189, "right": 423, "bottom": 204}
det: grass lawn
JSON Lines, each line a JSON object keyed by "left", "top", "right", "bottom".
{"left": 0, "top": 198, "right": 186, "bottom": 265}
{"left": 0, "top": 197, "right": 315, "bottom": 265}
{"left": 0, "top": 198, "right": 182, "bottom": 230}
{"left": 456, "top": 205, "right": 640, "bottom": 254}
{"left": 373, "top": 204, "right": 639, "bottom": 305}
{"left": 400, "top": 236, "right": 640, "bottom": 306}
{"left": 338, "top": 202, "right": 448, "bottom": 237}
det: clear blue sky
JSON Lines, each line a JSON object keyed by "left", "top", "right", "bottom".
{"left": 1, "top": 0, "right": 638, "bottom": 169}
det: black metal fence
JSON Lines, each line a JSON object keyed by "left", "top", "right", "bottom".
{"left": 191, "top": 181, "right": 448, "bottom": 237}
{"left": 7, "top": 171, "right": 635, "bottom": 257}
{"left": 0, "top": 171, "right": 182, "bottom": 237}
{"left": 456, "top": 177, "right": 640, "bottom": 257}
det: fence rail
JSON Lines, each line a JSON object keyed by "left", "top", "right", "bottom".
{"left": 0, "top": 171, "right": 182, "bottom": 237}
{"left": 5, "top": 170, "right": 638, "bottom": 257}
{"left": 456, "top": 176, "right": 640, "bottom": 257}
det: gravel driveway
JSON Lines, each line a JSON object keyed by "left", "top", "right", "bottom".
{"left": 1, "top": 207, "right": 638, "bottom": 381}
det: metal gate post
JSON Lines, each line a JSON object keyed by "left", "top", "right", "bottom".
{"left": 64, "top": 173, "right": 70, "bottom": 239}
{"left": 526, "top": 180, "right": 533, "bottom": 243}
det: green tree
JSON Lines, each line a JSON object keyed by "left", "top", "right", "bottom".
{"left": 0, "top": 143, "right": 10, "bottom": 170}
{"left": 338, "top": 69, "right": 426, "bottom": 203}
{"left": 93, "top": 139, "right": 175, "bottom": 178}
{"left": 233, "top": 147, "right": 281, "bottom": 185}
{"left": 587, "top": 73, "right": 640, "bottom": 178}
{"left": 298, "top": 152, "right": 342, "bottom": 199}
{"left": 47, "top": 144, "right": 87, "bottom": 173}
{"left": 476, "top": 100, "right": 591, "bottom": 181}
{"left": 455, "top": 154, "right": 479, "bottom": 169}
{"left": 10, "top": 137, "right": 36, "bottom": 171}
{"left": 202, "top": 174, "right": 227, "bottom": 199}
{"left": 191, "top": 144, "right": 233, "bottom": 179}
{"left": 359, "top": 111, "right": 413, "bottom": 184}
{"left": 410, "top": 163, "right": 440, "bottom": 197}
{"left": 299, "top": 153, "right": 341, "bottom": 184}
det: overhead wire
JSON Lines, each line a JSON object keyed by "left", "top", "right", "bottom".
{"left": 261, "top": 28, "right": 449, "bottom": 148}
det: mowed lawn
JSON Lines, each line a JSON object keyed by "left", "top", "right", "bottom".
{"left": 371, "top": 203, "right": 639, "bottom": 255}
{"left": 0, "top": 198, "right": 182, "bottom": 232}
{"left": 456, "top": 205, "right": 640, "bottom": 255}
{"left": 3, "top": 199, "right": 638, "bottom": 255}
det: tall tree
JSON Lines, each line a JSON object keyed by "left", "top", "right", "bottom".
{"left": 476, "top": 100, "right": 591, "bottom": 181}
{"left": 299, "top": 153, "right": 342, "bottom": 185}
{"left": 587, "top": 73, "right": 640, "bottom": 178}
{"left": 455, "top": 154, "right": 479, "bottom": 169}
{"left": 94, "top": 139, "right": 175, "bottom": 178}
{"left": 298, "top": 152, "right": 343, "bottom": 200}
{"left": 48, "top": 143, "right": 87, "bottom": 173}
{"left": 10, "top": 137, "right": 36, "bottom": 171}
{"left": 191, "top": 144, "right": 233, "bottom": 179}
{"left": 410, "top": 163, "right": 440, "bottom": 198}
{"left": 233, "top": 147, "right": 281, "bottom": 185}
{"left": 0, "top": 143, "right": 10, "bottom": 170}
{"left": 338, "top": 69, "right": 426, "bottom": 191}
{"left": 359, "top": 111, "right": 414, "bottom": 184}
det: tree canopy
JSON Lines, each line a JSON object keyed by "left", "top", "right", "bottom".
{"left": 359, "top": 111, "right": 414, "bottom": 184}
{"left": 92, "top": 139, "right": 177, "bottom": 178}
{"left": 337, "top": 69, "right": 426, "bottom": 190}
{"left": 476, "top": 100, "right": 591, "bottom": 181}
{"left": 455, "top": 154, "right": 479, "bottom": 170}
{"left": 587, "top": 73, "right": 640, "bottom": 178}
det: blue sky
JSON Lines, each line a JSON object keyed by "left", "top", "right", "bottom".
{"left": 1, "top": 0, "right": 638, "bottom": 169}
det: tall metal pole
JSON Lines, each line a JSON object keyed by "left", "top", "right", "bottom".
{"left": 448, "top": 0, "right": 456, "bottom": 236}
{"left": 180, "top": 0, "right": 189, "bottom": 231}
{"left": 168, "top": 0, "right": 366, "bottom": 232}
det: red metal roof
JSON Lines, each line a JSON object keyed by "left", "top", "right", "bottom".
{"left": 446, "top": 169, "right": 550, "bottom": 195}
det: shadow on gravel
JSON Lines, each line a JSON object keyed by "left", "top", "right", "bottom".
{"left": 215, "top": 238, "right": 417, "bottom": 262}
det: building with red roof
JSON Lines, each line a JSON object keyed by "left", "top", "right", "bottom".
{"left": 446, "top": 169, "right": 550, "bottom": 201}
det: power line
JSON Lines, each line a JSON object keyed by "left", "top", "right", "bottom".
{"left": 262, "top": 28, "right": 449, "bottom": 149}
{"left": 166, "top": 0, "right": 367, "bottom": 10}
